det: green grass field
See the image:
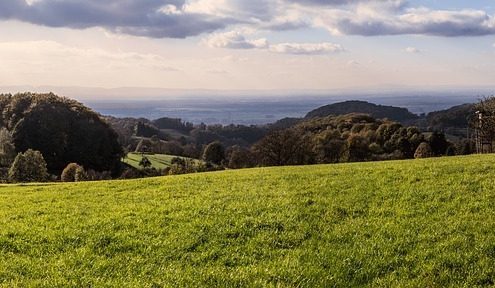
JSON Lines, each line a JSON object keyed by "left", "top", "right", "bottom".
{"left": 122, "top": 152, "right": 190, "bottom": 170}
{"left": 2, "top": 155, "right": 495, "bottom": 287}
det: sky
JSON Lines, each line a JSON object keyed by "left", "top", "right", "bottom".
{"left": 0, "top": 0, "right": 494, "bottom": 92}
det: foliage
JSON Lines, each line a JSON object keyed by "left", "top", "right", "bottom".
{"left": 61, "top": 163, "right": 82, "bottom": 182}
{"left": 226, "top": 145, "right": 255, "bottom": 169}
{"left": 414, "top": 142, "right": 433, "bottom": 159}
{"left": 202, "top": 141, "right": 225, "bottom": 165}
{"left": 152, "top": 117, "right": 194, "bottom": 132}
{"left": 0, "top": 128, "right": 16, "bottom": 168}
{"left": 75, "top": 166, "right": 89, "bottom": 182}
{"left": 139, "top": 156, "right": 152, "bottom": 169}
{"left": 8, "top": 149, "right": 48, "bottom": 183}
{"left": 253, "top": 114, "right": 428, "bottom": 166}
{"left": 427, "top": 131, "right": 450, "bottom": 156}
{"left": 252, "top": 128, "right": 314, "bottom": 166}
{"left": 0, "top": 93, "right": 123, "bottom": 174}
{"left": 426, "top": 103, "right": 475, "bottom": 130}
{"left": 473, "top": 96, "right": 495, "bottom": 145}
{"left": 134, "top": 122, "right": 165, "bottom": 139}
{"left": 305, "top": 100, "right": 419, "bottom": 123}
{"left": 2, "top": 155, "right": 495, "bottom": 286}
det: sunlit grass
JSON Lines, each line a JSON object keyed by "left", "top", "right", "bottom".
{"left": 1, "top": 155, "right": 495, "bottom": 287}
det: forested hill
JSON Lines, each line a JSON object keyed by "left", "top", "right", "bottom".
{"left": 425, "top": 103, "right": 475, "bottom": 130}
{"left": 305, "top": 100, "right": 419, "bottom": 123}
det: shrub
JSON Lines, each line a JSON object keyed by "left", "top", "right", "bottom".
{"left": 8, "top": 149, "right": 48, "bottom": 183}
{"left": 446, "top": 146, "right": 456, "bottom": 156}
{"left": 75, "top": 166, "right": 89, "bottom": 182}
{"left": 414, "top": 142, "right": 433, "bottom": 159}
{"left": 61, "top": 163, "right": 81, "bottom": 182}
{"left": 120, "top": 168, "right": 143, "bottom": 179}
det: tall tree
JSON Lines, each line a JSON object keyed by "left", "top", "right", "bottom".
{"left": 0, "top": 128, "right": 15, "bottom": 167}
{"left": 0, "top": 93, "right": 123, "bottom": 174}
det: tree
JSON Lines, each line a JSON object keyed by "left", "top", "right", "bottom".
{"left": 252, "top": 128, "right": 314, "bottom": 166}
{"left": 313, "top": 130, "right": 347, "bottom": 163}
{"left": 8, "top": 149, "right": 48, "bottom": 183}
{"left": 227, "top": 145, "right": 254, "bottom": 169}
{"left": 202, "top": 141, "right": 225, "bottom": 165}
{"left": 61, "top": 163, "right": 82, "bottom": 182}
{"left": 347, "top": 134, "right": 370, "bottom": 162}
{"left": 414, "top": 142, "right": 433, "bottom": 159}
{"left": 473, "top": 96, "right": 495, "bottom": 152}
{"left": 428, "top": 131, "right": 449, "bottom": 156}
{"left": 0, "top": 128, "right": 15, "bottom": 167}
{"left": 3, "top": 93, "right": 123, "bottom": 174}
{"left": 139, "top": 156, "right": 152, "bottom": 169}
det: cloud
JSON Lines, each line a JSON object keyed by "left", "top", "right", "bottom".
{"left": 315, "top": 4, "right": 495, "bottom": 37}
{"left": 404, "top": 47, "right": 421, "bottom": 53}
{"left": 204, "top": 31, "right": 269, "bottom": 49}
{"left": 204, "top": 30, "right": 343, "bottom": 55}
{"left": 284, "top": 0, "right": 395, "bottom": 6}
{"left": 0, "top": 0, "right": 228, "bottom": 38}
{"left": 184, "top": 0, "right": 278, "bottom": 22}
{"left": 1, "top": 0, "right": 495, "bottom": 39}
{"left": 269, "top": 42, "right": 344, "bottom": 55}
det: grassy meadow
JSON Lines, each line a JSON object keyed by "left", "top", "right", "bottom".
{"left": 2, "top": 155, "right": 495, "bottom": 286}
{"left": 122, "top": 152, "right": 191, "bottom": 170}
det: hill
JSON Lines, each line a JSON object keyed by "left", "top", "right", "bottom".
{"left": 305, "top": 100, "right": 419, "bottom": 123}
{"left": 2, "top": 155, "right": 495, "bottom": 286}
{"left": 425, "top": 103, "right": 474, "bottom": 130}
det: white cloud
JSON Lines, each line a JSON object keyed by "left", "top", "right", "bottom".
{"left": 404, "top": 47, "right": 421, "bottom": 53}
{"left": 269, "top": 42, "right": 344, "bottom": 55}
{"left": 204, "top": 31, "right": 344, "bottom": 55}
{"left": 204, "top": 31, "right": 269, "bottom": 49}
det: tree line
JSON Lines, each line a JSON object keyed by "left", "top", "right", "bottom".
{"left": 0, "top": 92, "right": 490, "bottom": 183}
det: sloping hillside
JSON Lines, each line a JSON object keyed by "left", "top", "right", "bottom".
{"left": 426, "top": 103, "right": 474, "bottom": 130}
{"left": 306, "top": 100, "right": 419, "bottom": 123}
{"left": 1, "top": 155, "right": 495, "bottom": 286}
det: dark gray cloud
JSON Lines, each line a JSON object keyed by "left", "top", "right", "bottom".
{"left": 0, "top": 0, "right": 228, "bottom": 38}
{"left": 1, "top": 0, "right": 495, "bottom": 39}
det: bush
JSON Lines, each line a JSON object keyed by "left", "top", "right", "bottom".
{"left": 61, "top": 163, "right": 81, "bottom": 182}
{"left": 120, "top": 168, "right": 143, "bottom": 179}
{"left": 8, "top": 149, "right": 48, "bottom": 183}
{"left": 75, "top": 166, "right": 89, "bottom": 182}
{"left": 414, "top": 142, "right": 433, "bottom": 159}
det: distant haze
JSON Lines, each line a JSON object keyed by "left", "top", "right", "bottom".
{"left": 2, "top": 86, "right": 487, "bottom": 124}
